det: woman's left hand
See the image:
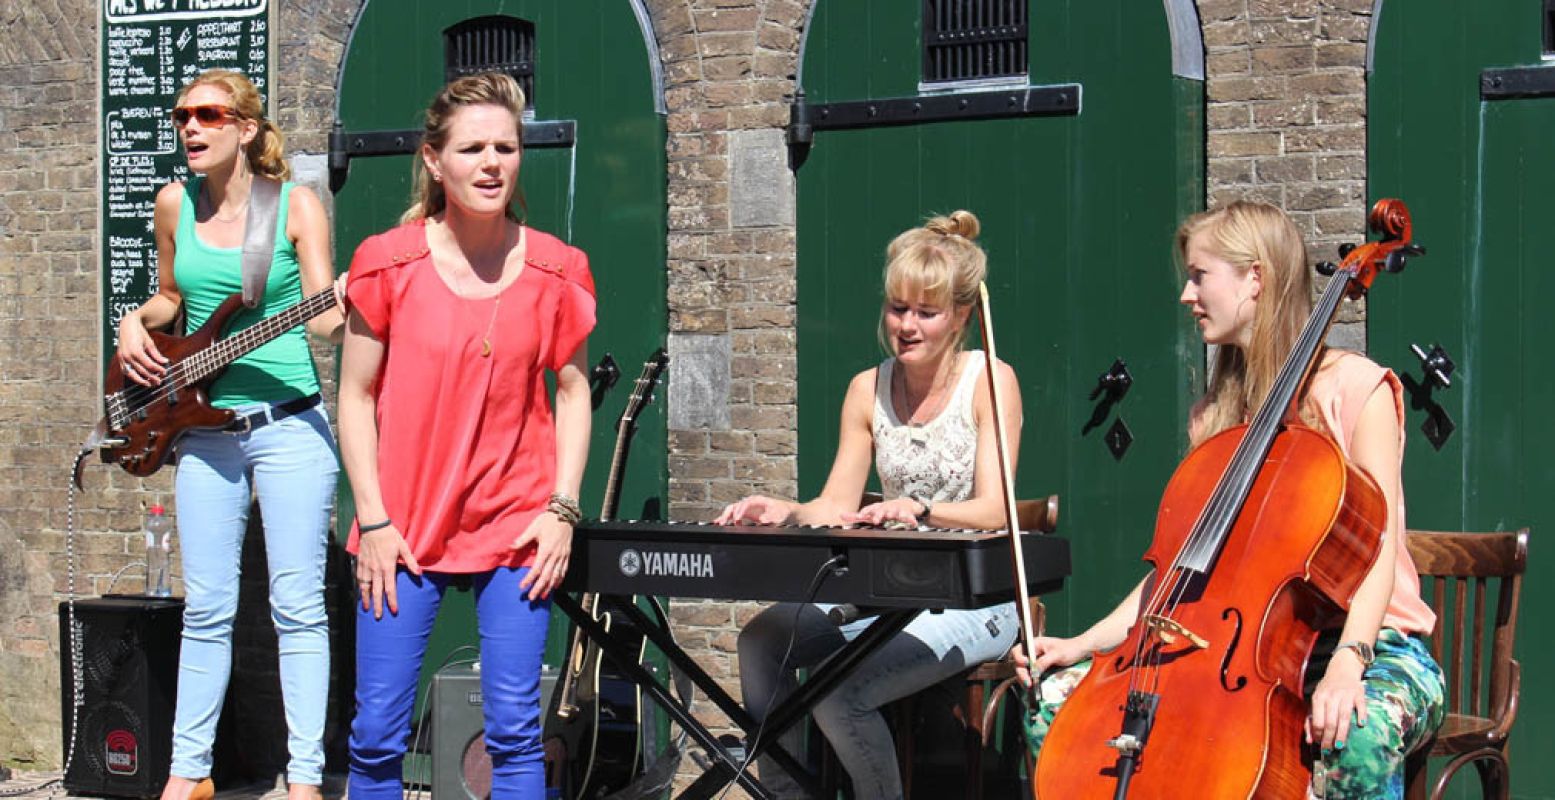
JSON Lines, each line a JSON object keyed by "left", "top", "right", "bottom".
{"left": 1306, "top": 653, "right": 1369, "bottom": 751}
{"left": 843, "top": 497, "right": 925, "bottom": 528}
{"left": 332, "top": 272, "right": 349, "bottom": 316}
{"left": 512, "top": 511, "right": 573, "bottom": 601}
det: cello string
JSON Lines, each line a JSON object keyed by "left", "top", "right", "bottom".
{"left": 1132, "top": 265, "right": 1363, "bottom": 700}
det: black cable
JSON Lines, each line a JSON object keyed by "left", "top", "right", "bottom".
{"left": 407, "top": 644, "right": 481, "bottom": 799}
{"left": 714, "top": 554, "right": 847, "bottom": 800}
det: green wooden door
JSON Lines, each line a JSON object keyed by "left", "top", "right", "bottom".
{"left": 1370, "top": 2, "right": 1553, "bottom": 796}
{"left": 333, "top": 0, "right": 667, "bottom": 699}
{"left": 796, "top": 2, "right": 1203, "bottom": 634}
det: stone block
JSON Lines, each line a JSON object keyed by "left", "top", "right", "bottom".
{"left": 729, "top": 129, "right": 794, "bottom": 228}
{"left": 669, "top": 332, "right": 732, "bottom": 430}
{"left": 1252, "top": 98, "right": 1315, "bottom": 127}
{"left": 1288, "top": 71, "right": 1364, "bottom": 97}
{"left": 1252, "top": 46, "right": 1315, "bottom": 74}
{"left": 1208, "top": 131, "right": 1282, "bottom": 158}
{"left": 695, "top": 7, "right": 761, "bottom": 32}
{"left": 1254, "top": 155, "right": 1316, "bottom": 183}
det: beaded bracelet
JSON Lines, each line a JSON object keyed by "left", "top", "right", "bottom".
{"left": 547, "top": 492, "right": 583, "bottom": 525}
{"left": 358, "top": 519, "right": 394, "bottom": 533}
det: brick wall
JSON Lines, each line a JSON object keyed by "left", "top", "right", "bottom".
{"left": 644, "top": 0, "right": 809, "bottom": 765}
{"left": 1, "top": 0, "right": 124, "bottom": 766}
{"left": 0, "top": 0, "right": 358, "bottom": 773}
{"left": 1200, "top": 0, "right": 1374, "bottom": 347}
{"left": 0, "top": 0, "right": 1384, "bottom": 784}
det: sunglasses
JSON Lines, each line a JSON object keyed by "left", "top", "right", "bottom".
{"left": 170, "top": 104, "right": 242, "bottom": 128}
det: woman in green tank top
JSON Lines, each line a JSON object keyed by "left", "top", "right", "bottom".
{"left": 115, "top": 69, "right": 343, "bottom": 800}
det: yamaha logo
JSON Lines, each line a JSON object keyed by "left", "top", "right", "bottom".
{"left": 619, "top": 548, "right": 715, "bottom": 579}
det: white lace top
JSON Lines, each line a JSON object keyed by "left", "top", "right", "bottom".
{"left": 872, "top": 352, "right": 984, "bottom": 505}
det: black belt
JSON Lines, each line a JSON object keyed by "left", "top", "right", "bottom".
{"left": 226, "top": 393, "right": 322, "bottom": 434}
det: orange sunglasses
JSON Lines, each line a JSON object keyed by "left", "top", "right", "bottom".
{"left": 170, "top": 104, "right": 242, "bottom": 128}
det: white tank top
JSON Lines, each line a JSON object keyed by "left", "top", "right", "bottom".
{"left": 872, "top": 352, "right": 984, "bottom": 504}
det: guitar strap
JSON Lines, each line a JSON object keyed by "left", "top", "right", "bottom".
{"left": 240, "top": 176, "right": 283, "bottom": 308}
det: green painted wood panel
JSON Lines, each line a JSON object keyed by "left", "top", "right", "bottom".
{"left": 797, "top": 2, "right": 1203, "bottom": 637}
{"left": 333, "top": 0, "right": 666, "bottom": 703}
{"left": 1370, "top": 1, "right": 1553, "bottom": 796}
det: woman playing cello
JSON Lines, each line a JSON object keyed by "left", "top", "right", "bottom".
{"left": 1015, "top": 201, "right": 1443, "bottom": 799}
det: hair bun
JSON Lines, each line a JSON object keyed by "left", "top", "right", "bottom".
{"left": 926, "top": 209, "right": 981, "bottom": 241}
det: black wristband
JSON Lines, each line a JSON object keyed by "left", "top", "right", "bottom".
{"left": 358, "top": 519, "right": 393, "bottom": 533}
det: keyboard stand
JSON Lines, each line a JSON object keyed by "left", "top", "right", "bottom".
{"left": 553, "top": 592, "right": 922, "bottom": 800}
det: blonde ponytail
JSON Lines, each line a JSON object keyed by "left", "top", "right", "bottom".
{"left": 247, "top": 119, "right": 290, "bottom": 180}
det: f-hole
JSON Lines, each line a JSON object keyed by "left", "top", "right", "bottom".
{"left": 1219, "top": 607, "right": 1247, "bottom": 692}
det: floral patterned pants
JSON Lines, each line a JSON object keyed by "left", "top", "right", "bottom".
{"left": 1022, "top": 628, "right": 1445, "bottom": 800}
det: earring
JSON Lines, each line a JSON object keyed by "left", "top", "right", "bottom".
{"left": 431, "top": 172, "right": 442, "bottom": 183}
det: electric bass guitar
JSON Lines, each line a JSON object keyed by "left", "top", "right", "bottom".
{"left": 97, "top": 287, "right": 336, "bottom": 476}
{"left": 550, "top": 347, "right": 668, "bottom": 798}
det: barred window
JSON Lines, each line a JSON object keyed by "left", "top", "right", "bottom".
{"left": 444, "top": 16, "right": 536, "bottom": 110}
{"left": 923, "top": 0, "right": 1029, "bottom": 84}
{"left": 1545, "top": 0, "right": 1555, "bottom": 57}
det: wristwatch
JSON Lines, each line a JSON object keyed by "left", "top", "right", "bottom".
{"left": 911, "top": 495, "right": 934, "bottom": 522}
{"left": 1334, "top": 639, "right": 1375, "bottom": 668}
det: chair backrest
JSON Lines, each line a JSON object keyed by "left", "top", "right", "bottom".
{"left": 1404, "top": 528, "right": 1529, "bottom": 725}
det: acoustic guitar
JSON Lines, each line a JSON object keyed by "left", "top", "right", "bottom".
{"left": 97, "top": 287, "right": 336, "bottom": 476}
{"left": 549, "top": 347, "right": 669, "bottom": 798}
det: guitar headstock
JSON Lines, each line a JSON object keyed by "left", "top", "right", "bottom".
{"left": 619, "top": 347, "right": 669, "bottom": 430}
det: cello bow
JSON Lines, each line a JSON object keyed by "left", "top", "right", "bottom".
{"left": 974, "top": 283, "right": 1043, "bottom": 691}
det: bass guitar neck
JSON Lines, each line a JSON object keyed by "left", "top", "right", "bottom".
{"left": 99, "top": 287, "right": 336, "bottom": 476}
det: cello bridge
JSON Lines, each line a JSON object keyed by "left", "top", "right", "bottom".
{"left": 1143, "top": 615, "right": 1209, "bottom": 649}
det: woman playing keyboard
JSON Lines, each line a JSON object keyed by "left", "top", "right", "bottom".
{"left": 716, "top": 210, "right": 1024, "bottom": 800}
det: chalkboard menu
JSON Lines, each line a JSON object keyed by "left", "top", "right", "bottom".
{"left": 100, "top": 0, "right": 272, "bottom": 368}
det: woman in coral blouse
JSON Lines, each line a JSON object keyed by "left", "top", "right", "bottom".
{"left": 337, "top": 72, "right": 594, "bottom": 799}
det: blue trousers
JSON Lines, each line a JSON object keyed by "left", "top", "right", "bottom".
{"left": 170, "top": 403, "right": 337, "bottom": 785}
{"left": 348, "top": 567, "right": 552, "bottom": 799}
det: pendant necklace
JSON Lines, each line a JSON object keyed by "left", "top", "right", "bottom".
{"left": 478, "top": 295, "right": 501, "bottom": 357}
{"left": 896, "top": 354, "right": 957, "bottom": 445}
{"left": 456, "top": 224, "right": 522, "bottom": 358}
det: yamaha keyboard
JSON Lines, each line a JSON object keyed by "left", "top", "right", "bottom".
{"left": 561, "top": 520, "right": 1070, "bottom": 608}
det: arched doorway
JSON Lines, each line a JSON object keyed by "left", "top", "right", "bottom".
{"left": 1369, "top": 1, "right": 1554, "bottom": 792}
{"left": 329, "top": 0, "right": 668, "bottom": 738}
{"left": 793, "top": 0, "right": 1206, "bottom": 631}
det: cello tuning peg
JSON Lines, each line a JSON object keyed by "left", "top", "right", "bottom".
{"left": 1315, "top": 261, "right": 1338, "bottom": 277}
{"left": 1337, "top": 243, "right": 1357, "bottom": 258}
{"left": 1384, "top": 242, "right": 1425, "bottom": 274}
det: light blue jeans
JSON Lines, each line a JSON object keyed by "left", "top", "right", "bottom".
{"left": 738, "top": 601, "right": 1018, "bottom": 800}
{"left": 170, "top": 402, "right": 337, "bottom": 786}
{"left": 348, "top": 567, "right": 552, "bottom": 799}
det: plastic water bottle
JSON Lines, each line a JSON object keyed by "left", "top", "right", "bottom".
{"left": 144, "top": 504, "right": 173, "bottom": 597}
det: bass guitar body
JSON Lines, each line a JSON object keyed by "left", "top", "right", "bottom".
{"left": 1037, "top": 424, "right": 1385, "bottom": 799}
{"left": 100, "top": 286, "right": 337, "bottom": 477}
{"left": 100, "top": 294, "right": 250, "bottom": 476}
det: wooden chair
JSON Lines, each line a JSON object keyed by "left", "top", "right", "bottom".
{"left": 1402, "top": 528, "right": 1529, "bottom": 800}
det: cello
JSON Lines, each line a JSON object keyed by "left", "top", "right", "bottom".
{"left": 1036, "top": 199, "right": 1425, "bottom": 799}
